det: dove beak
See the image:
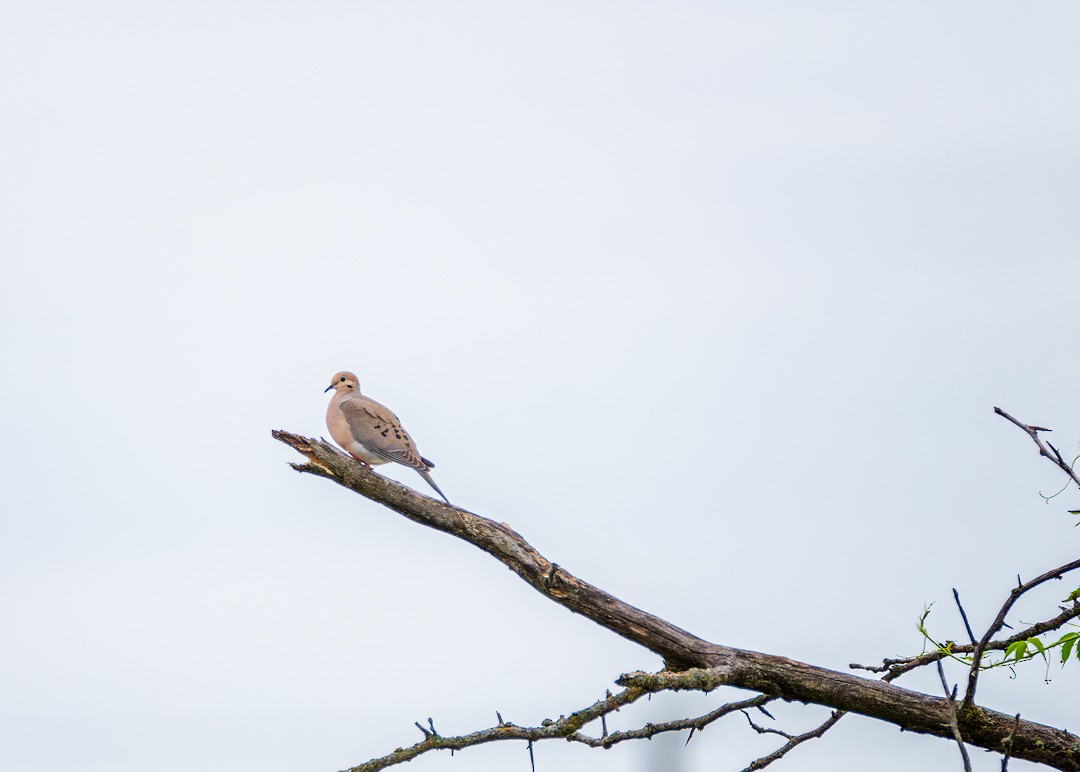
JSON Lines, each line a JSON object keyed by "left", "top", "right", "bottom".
{"left": 324, "top": 384, "right": 334, "bottom": 393}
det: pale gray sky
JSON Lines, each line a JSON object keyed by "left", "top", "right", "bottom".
{"left": 2, "top": 3, "right": 1079, "bottom": 771}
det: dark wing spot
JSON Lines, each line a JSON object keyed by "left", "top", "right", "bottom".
{"left": 381, "top": 429, "right": 389, "bottom": 437}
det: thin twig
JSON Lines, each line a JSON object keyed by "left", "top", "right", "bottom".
{"left": 964, "top": 557, "right": 1080, "bottom": 707}
{"left": 340, "top": 671, "right": 775, "bottom": 772}
{"left": 739, "top": 711, "right": 845, "bottom": 772}
{"left": 850, "top": 600, "right": 1080, "bottom": 679}
{"left": 1001, "top": 713, "right": 1021, "bottom": 772}
{"left": 953, "top": 588, "right": 977, "bottom": 645}
{"left": 582, "top": 693, "right": 774, "bottom": 750}
{"left": 995, "top": 407, "right": 1080, "bottom": 489}
{"left": 938, "top": 661, "right": 972, "bottom": 772}
{"left": 343, "top": 687, "right": 643, "bottom": 772}
{"left": 741, "top": 710, "right": 794, "bottom": 740}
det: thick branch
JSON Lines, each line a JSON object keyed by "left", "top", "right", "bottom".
{"left": 275, "top": 430, "right": 1080, "bottom": 770}
{"left": 274, "top": 431, "right": 712, "bottom": 669}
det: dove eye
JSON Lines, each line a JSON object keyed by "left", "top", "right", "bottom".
{"left": 340, "top": 376, "right": 346, "bottom": 382}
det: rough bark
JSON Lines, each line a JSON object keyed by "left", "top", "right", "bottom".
{"left": 273, "top": 429, "right": 1080, "bottom": 771}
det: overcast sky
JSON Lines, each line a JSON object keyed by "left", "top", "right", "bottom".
{"left": 2, "top": 3, "right": 1079, "bottom": 772}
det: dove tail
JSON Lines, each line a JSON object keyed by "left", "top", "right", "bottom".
{"left": 418, "top": 469, "right": 451, "bottom": 505}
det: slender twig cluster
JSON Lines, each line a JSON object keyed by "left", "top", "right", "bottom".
{"left": 342, "top": 680, "right": 779, "bottom": 772}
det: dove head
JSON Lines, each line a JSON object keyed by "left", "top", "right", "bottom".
{"left": 325, "top": 371, "right": 360, "bottom": 394}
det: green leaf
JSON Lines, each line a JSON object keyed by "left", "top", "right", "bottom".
{"left": 1067, "top": 587, "right": 1080, "bottom": 602}
{"left": 1005, "top": 641, "right": 1028, "bottom": 662}
{"left": 1028, "top": 637, "right": 1047, "bottom": 662}
{"left": 1060, "top": 633, "right": 1079, "bottom": 664}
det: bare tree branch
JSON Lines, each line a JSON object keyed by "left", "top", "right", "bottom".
{"left": 340, "top": 672, "right": 778, "bottom": 771}
{"left": 938, "top": 661, "right": 973, "bottom": 772}
{"left": 740, "top": 710, "right": 845, "bottom": 772}
{"left": 851, "top": 601, "right": 1080, "bottom": 679}
{"left": 953, "top": 588, "right": 977, "bottom": 645}
{"left": 995, "top": 407, "right": 1080, "bottom": 489}
{"left": 583, "top": 693, "right": 775, "bottom": 749}
{"left": 963, "top": 558, "right": 1080, "bottom": 707}
{"left": 340, "top": 686, "right": 644, "bottom": 772}
{"left": 274, "top": 430, "right": 1080, "bottom": 771}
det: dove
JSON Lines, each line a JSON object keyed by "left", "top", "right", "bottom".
{"left": 324, "top": 371, "right": 450, "bottom": 504}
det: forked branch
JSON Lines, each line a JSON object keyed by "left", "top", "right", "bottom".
{"left": 963, "top": 559, "right": 1080, "bottom": 707}
{"left": 274, "top": 429, "right": 1080, "bottom": 771}
{"left": 995, "top": 407, "right": 1080, "bottom": 490}
{"left": 342, "top": 675, "right": 775, "bottom": 772}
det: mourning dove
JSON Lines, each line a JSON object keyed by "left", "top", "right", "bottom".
{"left": 324, "top": 371, "right": 450, "bottom": 504}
